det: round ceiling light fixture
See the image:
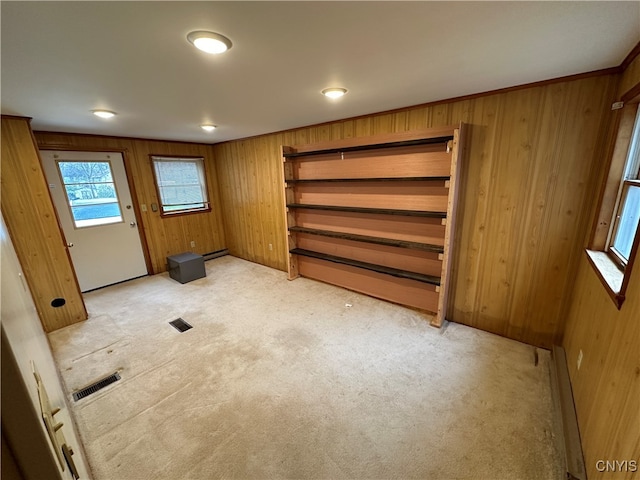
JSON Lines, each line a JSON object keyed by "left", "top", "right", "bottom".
{"left": 187, "top": 30, "right": 232, "bottom": 54}
{"left": 321, "top": 87, "right": 348, "bottom": 99}
{"left": 91, "top": 109, "right": 117, "bottom": 118}
{"left": 201, "top": 124, "right": 217, "bottom": 132}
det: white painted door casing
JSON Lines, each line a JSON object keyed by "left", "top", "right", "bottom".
{"left": 41, "top": 150, "right": 147, "bottom": 291}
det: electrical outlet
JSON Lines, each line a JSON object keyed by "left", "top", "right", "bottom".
{"left": 577, "top": 349, "right": 583, "bottom": 370}
{"left": 190, "top": 241, "right": 196, "bottom": 248}
{"left": 268, "top": 243, "right": 273, "bottom": 251}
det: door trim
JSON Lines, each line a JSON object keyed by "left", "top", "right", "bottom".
{"left": 39, "top": 147, "right": 153, "bottom": 276}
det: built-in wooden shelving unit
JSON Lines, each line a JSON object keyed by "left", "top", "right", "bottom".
{"left": 281, "top": 125, "right": 465, "bottom": 326}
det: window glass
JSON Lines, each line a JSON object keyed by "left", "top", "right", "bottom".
{"left": 611, "top": 184, "right": 640, "bottom": 262}
{"left": 58, "top": 161, "right": 122, "bottom": 228}
{"left": 152, "top": 157, "right": 209, "bottom": 214}
{"left": 609, "top": 107, "right": 640, "bottom": 266}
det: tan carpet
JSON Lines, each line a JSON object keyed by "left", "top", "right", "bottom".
{"left": 49, "top": 255, "right": 563, "bottom": 480}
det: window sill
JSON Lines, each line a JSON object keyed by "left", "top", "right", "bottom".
{"left": 585, "top": 249, "right": 625, "bottom": 309}
{"left": 159, "top": 206, "right": 212, "bottom": 218}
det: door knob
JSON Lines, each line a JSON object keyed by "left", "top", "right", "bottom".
{"left": 67, "top": 242, "right": 74, "bottom": 248}
{"left": 130, "top": 221, "right": 137, "bottom": 227}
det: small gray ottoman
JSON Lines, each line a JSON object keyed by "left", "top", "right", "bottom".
{"left": 167, "top": 252, "right": 206, "bottom": 284}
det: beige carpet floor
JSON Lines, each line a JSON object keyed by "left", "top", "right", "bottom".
{"left": 49, "top": 255, "right": 563, "bottom": 480}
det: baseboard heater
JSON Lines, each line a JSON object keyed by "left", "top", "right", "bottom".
{"left": 549, "top": 345, "right": 586, "bottom": 480}
{"left": 203, "top": 249, "right": 228, "bottom": 261}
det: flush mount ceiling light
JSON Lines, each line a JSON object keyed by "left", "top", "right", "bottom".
{"left": 187, "top": 30, "right": 232, "bottom": 54}
{"left": 321, "top": 88, "right": 348, "bottom": 99}
{"left": 91, "top": 109, "right": 116, "bottom": 119}
{"left": 201, "top": 124, "right": 217, "bottom": 132}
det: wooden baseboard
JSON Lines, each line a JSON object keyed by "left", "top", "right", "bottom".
{"left": 549, "top": 345, "right": 586, "bottom": 480}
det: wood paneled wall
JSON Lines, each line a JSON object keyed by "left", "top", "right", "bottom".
{"left": 562, "top": 257, "right": 639, "bottom": 479}
{"left": 1, "top": 117, "right": 87, "bottom": 332}
{"left": 561, "top": 53, "right": 640, "bottom": 480}
{"left": 34, "top": 132, "right": 226, "bottom": 274}
{"left": 214, "top": 73, "right": 620, "bottom": 348}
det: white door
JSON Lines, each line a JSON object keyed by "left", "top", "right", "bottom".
{"left": 41, "top": 151, "right": 148, "bottom": 292}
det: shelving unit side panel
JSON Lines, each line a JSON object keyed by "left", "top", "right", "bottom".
{"left": 297, "top": 256, "right": 440, "bottom": 313}
{"left": 294, "top": 210, "right": 446, "bottom": 246}
{"left": 281, "top": 145, "right": 299, "bottom": 279}
{"left": 435, "top": 126, "right": 465, "bottom": 326}
{"left": 293, "top": 182, "right": 450, "bottom": 212}
{"left": 295, "top": 233, "right": 443, "bottom": 277}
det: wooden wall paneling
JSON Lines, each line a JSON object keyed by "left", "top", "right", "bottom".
{"left": 448, "top": 95, "right": 497, "bottom": 330}
{"left": 219, "top": 142, "right": 244, "bottom": 260}
{"left": 619, "top": 49, "right": 640, "bottom": 100}
{"left": 407, "top": 108, "right": 428, "bottom": 131}
{"left": 527, "top": 77, "right": 620, "bottom": 345}
{"left": 1, "top": 118, "right": 87, "bottom": 332}
{"left": 290, "top": 125, "right": 459, "bottom": 154}
{"left": 35, "top": 133, "right": 226, "bottom": 274}
{"left": 217, "top": 136, "right": 288, "bottom": 271}
{"left": 213, "top": 73, "right": 619, "bottom": 348}
{"left": 259, "top": 135, "right": 285, "bottom": 268}
{"left": 342, "top": 120, "right": 355, "bottom": 140}
{"left": 466, "top": 88, "right": 542, "bottom": 340}
{"left": 563, "top": 256, "right": 640, "bottom": 480}
{"left": 216, "top": 142, "right": 237, "bottom": 258}
{"left": 500, "top": 83, "right": 567, "bottom": 345}
{"left": 560, "top": 55, "right": 638, "bottom": 479}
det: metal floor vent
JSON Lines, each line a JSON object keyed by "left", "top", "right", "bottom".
{"left": 169, "top": 318, "right": 192, "bottom": 333}
{"left": 73, "top": 372, "right": 121, "bottom": 401}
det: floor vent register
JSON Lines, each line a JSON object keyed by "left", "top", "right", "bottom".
{"left": 72, "top": 372, "right": 121, "bottom": 401}
{"left": 169, "top": 318, "right": 193, "bottom": 333}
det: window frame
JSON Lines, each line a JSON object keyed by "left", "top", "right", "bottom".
{"left": 150, "top": 155, "right": 211, "bottom": 217}
{"left": 609, "top": 180, "right": 640, "bottom": 268}
{"left": 587, "top": 97, "right": 640, "bottom": 309}
{"left": 56, "top": 158, "right": 125, "bottom": 229}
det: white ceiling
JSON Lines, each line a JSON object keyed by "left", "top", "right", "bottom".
{"left": 2, "top": 1, "right": 639, "bottom": 144}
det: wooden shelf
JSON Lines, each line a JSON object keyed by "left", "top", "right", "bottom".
{"left": 289, "top": 226, "right": 444, "bottom": 253}
{"left": 281, "top": 124, "right": 465, "bottom": 326}
{"left": 282, "top": 136, "right": 453, "bottom": 158}
{"left": 290, "top": 248, "right": 441, "bottom": 286}
{"left": 286, "top": 203, "right": 447, "bottom": 218}
{"left": 285, "top": 176, "right": 450, "bottom": 184}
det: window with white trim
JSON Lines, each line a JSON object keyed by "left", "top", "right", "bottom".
{"left": 587, "top": 98, "right": 640, "bottom": 308}
{"left": 608, "top": 106, "right": 640, "bottom": 267}
{"left": 151, "top": 156, "right": 210, "bottom": 216}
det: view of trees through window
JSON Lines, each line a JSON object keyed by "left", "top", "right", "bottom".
{"left": 58, "top": 161, "right": 123, "bottom": 228}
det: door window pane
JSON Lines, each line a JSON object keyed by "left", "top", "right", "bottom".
{"left": 57, "top": 161, "right": 123, "bottom": 228}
